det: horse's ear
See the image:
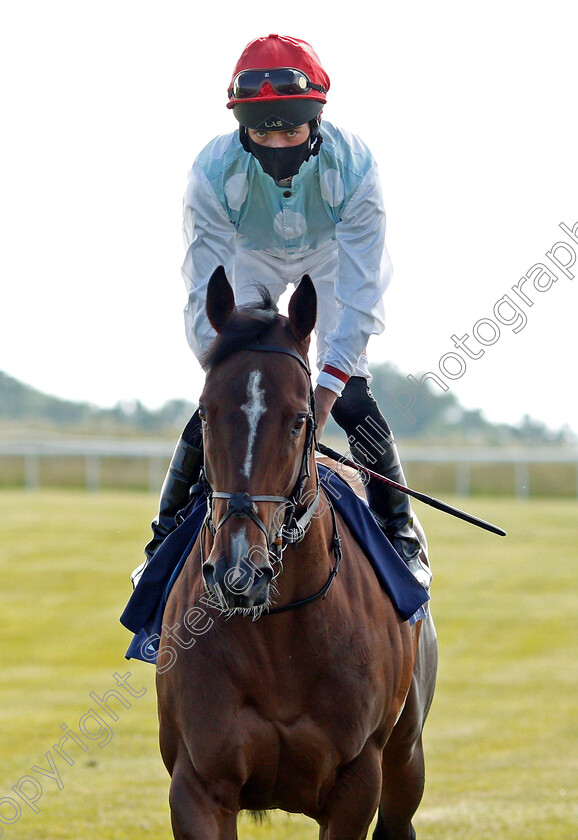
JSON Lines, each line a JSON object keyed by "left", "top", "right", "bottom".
{"left": 206, "top": 266, "right": 236, "bottom": 333}
{"left": 288, "top": 275, "right": 317, "bottom": 342}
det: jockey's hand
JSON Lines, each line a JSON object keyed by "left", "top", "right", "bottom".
{"left": 313, "top": 385, "right": 338, "bottom": 439}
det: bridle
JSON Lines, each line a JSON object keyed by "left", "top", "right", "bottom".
{"left": 203, "top": 344, "right": 318, "bottom": 553}
{"left": 201, "top": 343, "right": 342, "bottom": 615}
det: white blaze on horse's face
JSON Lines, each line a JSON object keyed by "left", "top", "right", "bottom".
{"left": 229, "top": 529, "right": 251, "bottom": 590}
{"left": 240, "top": 370, "right": 267, "bottom": 479}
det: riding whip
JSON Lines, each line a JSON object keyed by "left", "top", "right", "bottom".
{"left": 315, "top": 442, "right": 507, "bottom": 537}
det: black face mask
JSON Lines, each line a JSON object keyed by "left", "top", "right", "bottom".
{"left": 248, "top": 136, "right": 311, "bottom": 182}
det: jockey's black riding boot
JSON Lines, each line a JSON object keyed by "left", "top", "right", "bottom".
{"left": 351, "top": 436, "right": 432, "bottom": 590}
{"left": 331, "top": 377, "right": 431, "bottom": 590}
{"left": 131, "top": 416, "right": 203, "bottom": 588}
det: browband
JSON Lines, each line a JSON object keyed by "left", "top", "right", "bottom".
{"left": 243, "top": 344, "right": 311, "bottom": 376}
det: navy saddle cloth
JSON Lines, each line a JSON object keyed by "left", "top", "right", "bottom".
{"left": 120, "top": 464, "right": 429, "bottom": 664}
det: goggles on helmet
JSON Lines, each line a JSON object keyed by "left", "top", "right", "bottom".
{"left": 228, "top": 67, "right": 327, "bottom": 100}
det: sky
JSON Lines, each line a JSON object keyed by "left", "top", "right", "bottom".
{"left": 1, "top": 0, "right": 577, "bottom": 436}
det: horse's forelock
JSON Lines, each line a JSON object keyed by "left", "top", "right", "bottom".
{"left": 202, "top": 286, "right": 281, "bottom": 370}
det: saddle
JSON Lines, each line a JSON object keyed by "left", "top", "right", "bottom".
{"left": 120, "top": 464, "right": 430, "bottom": 665}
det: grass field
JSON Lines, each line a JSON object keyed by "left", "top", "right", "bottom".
{"left": 1, "top": 490, "right": 577, "bottom": 839}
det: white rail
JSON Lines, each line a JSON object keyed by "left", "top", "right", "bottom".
{"left": 1, "top": 439, "right": 577, "bottom": 497}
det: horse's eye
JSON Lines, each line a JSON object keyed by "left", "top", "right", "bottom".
{"left": 198, "top": 408, "right": 207, "bottom": 424}
{"left": 291, "top": 415, "right": 307, "bottom": 436}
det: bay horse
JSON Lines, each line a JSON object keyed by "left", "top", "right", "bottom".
{"left": 156, "top": 267, "right": 438, "bottom": 839}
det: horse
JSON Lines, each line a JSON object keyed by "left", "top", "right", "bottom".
{"left": 156, "top": 266, "right": 438, "bottom": 840}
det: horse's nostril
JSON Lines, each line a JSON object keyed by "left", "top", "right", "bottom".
{"left": 259, "top": 565, "right": 274, "bottom": 587}
{"left": 244, "top": 563, "right": 273, "bottom": 606}
{"left": 202, "top": 562, "right": 216, "bottom": 592}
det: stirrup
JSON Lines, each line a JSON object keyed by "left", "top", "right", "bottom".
{"left": 406, "top": 556, "right": 433, "bottom": 591}
{"left": 370, "top": 509, "right": 432, "bottom": 592}
{"left": 131, "top": 559, "right": 148, "bottom": 589}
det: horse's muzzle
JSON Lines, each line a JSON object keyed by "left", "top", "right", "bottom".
{"left": 202, "top": 545, "right": 274, "bottom": 610}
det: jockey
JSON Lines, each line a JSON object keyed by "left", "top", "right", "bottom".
{"left": 134, "top": 34, "right": 431, "bottom": 590}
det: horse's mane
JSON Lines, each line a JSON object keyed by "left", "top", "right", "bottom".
{"left": 202, "top": 285, "right": 281, "bottom": 370}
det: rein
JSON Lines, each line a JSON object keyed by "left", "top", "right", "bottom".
{"left": 264, "top": 491, "right": 342, "bottom": 615}
{"left": 201, "top": 342, "right": 342, "bottom": 615}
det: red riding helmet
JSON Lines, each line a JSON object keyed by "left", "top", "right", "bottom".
{"left": 227, "top": 34, "right": 330, "bottom": 130}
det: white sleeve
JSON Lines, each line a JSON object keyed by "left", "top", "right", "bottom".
{"left": 181, "top": 163, "right": 236, "bottom": 361}
{"left": 317, "top": 164, "right": 392, "bottom": 394}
